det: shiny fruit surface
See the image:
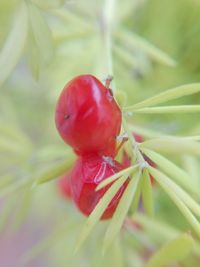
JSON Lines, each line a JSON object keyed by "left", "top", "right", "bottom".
{"left": 55, "top": 75, "right": 121, "bottom": 157}
{"left": 70, "top": 154, "right": 128, "bottom": 220}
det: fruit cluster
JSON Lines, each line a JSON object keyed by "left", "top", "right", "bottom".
{"left": 55, "top": 75, "right": 128, "bottom": 219}
{"left": 55, "top": 75, "right": 156, "bottom": 220}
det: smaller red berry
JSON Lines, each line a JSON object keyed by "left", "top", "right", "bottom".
{"left": 58, "top": 172, "right": 72, "bottom": 199}
{"left": 70, "top": 154, "right": 128, "bottom": 220}
{"left": 55, "top": 75, "right": 122, "bottom": 157}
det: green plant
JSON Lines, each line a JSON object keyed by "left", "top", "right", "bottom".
{"left": 1, "top": 0, "right": 200, "bottom": 267}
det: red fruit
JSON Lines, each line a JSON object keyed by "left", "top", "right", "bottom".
{"left": 70, "top": 154, "right": 128, "bottom": 220}
{"left": 55, "top": 75, "right": 121, "bottom": 157}
{"left": 58, "top": 172, "right": 72, "bottom": 199}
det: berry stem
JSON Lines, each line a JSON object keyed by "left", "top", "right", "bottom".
{"left": 122, "top": 115, "right": 148, "bottom": 171}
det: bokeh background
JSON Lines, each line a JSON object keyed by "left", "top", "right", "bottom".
{"left": 0, "top": 0, "right": 200, "bottom": 266}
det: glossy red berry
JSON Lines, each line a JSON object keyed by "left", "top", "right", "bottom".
{"left": 70, "top": 154, "right": 128, "bottom": 220}
{"left": 58, "top": 172, "right": 72, "bottom": 199}
{"left": 55, "top": 75, "right": 121, "bottom": 157}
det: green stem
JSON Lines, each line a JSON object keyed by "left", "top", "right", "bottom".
{"left": 102, "top": 0, "right": 116, "bottom": 92}
{"left": 122, "top": 115, "right": 147, "bottom": 170}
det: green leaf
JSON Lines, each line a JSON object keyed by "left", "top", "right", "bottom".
{"left": 103, "top": 172, "right": 141, "bottom": 252}
{"left": 130, "top": 124, "right": 200, "bottom": 141}
{"left": 141, "top": 137, "right": 200, "bottom": 156}
{"left": 133, "top": 213, "right": 180, "bottom": 241}
{"left": 124, "top": 83, "right": 200, "bottom": 110}
{"left": 149, "top": 167, "right": 200, "bottom": 219}
{"left": 116, "top": 28, "right": 176, "bottom": 67}
{"left": 28, "top": 2, "right": 54, "bottom": 66}
{"left": 131, "top": 105, "right": 200, "bottom": 114}
{"left": 149, "top": 167, "right": 200, "bottom": 238}
{"left": 35, "top": 145, "right": 71, "bottom": 162}
{"left": 141, "top": 169, "right": 154, "bottom": 217}
{"left": 100, "top": 236, "right": 124, "bottom": 267}
{"left": 145, "top": 233, "right": 193, "bottom": 267}
{"left": 134, "top": 213, "right": 200, "bottom": 259}
{"left": 75, "top": 175, "right": 129, "bottom": 252}
{"left": 122, "top": 116, "right": 138, "bottom": 160}
{"left": 0, "top": 1, "right": 28, "bottom": 87}
{"left": 129, "top": 124, "right": 166, "bottom": 139}
{"left": 96, "top": 165, "right": 138, "bottom": 191}
{"left": 182, "top": 156, "right": 200, "bottom": 187}
{"left": 114, "top": 43, "right": 137, "bottom": 69}
{"left": 36, "top": 156, "right": 75, "bottom": 184}
{"left": 0, "top": 157, "right": 75, "bottom": 198}
{"left": 141, "top": 148, "right": 199, "bottom": 197}
{"left": 129, "top": 175, "right": 142, "bottom": 215}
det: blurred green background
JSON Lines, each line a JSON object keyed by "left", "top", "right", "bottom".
{"left": 0, "top": 0, "right": 200, "bottom": 266}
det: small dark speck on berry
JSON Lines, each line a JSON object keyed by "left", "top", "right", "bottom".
{"left": 64, "top": 114, "right": 70, "bottom": 120}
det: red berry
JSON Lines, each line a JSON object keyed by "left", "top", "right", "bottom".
{"left": 70, "top": 154, "right": 128, "bottom": 220}
{"left": 55, "top": 75, "right": 121, "bottom": 157}
{"left": 58, "top": 172, "right": 72, "bottom": 199}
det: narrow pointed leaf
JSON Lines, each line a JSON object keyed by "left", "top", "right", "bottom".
{"left": 133, "top": 213, "right": 180, "bottom": 241}
{"left": 116, "top": 28, "right": 176, "bottom": 67}
{"left": 0, "top": 1, "right": 28, "bottom": 87}
{"left": 101, "top": 237, "right": 124, "bottom": 267}
{"left": 142, "top": 169, "right": 154, "bottom": 217}
{"left": 145, "top": 233, "right": 193, "bottom": 267}
{"left": 96, "top": 165, "right": 138, "bottom": 191}
{"left": 129, "top": 176, "right": 142, "bottom": 215}
{"left": 36, "top": 156, "right": 75, "bottom": 184}
{"left": 28, "top": 2, "right": 54, "bottom": 65}
{"left": 114, "top": 43, "right": 137, "bottom": 68}
{"left": 124, "top": 83, "right": 200, "bottom": 110}
{"left": 129, "top": 124, "right": 166, "bottom": 139}
{"left": 141, "top": 138, "right": 200, "bottom": 156}
{"left": 149, "top": 167, "right": 200, "bottom": 219}
{"left": 149, "top": 167, "right": 200, "bottom": 238}
{"left": 103, "top": 172, "right": 141, "bottom": 251}
{"left": 132, "top": 105, "right": 200, "bottom": 114}
{"left": 134, "top": 213, "right": 200, "bottom": 258}
{"left": 141, "top": 148, "right": 199, "bottom": 197}
{"left": 76, "top": 175, "right": 129, "bottom": 252}
{"left": 182, "top": 156, "right": 200, "bottom": 186}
